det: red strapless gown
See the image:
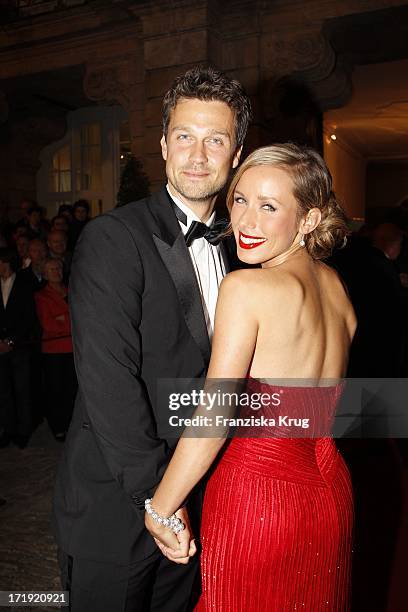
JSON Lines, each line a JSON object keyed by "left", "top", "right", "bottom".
{"left": 196, "top": 380, "right": 353, "bottom": 612}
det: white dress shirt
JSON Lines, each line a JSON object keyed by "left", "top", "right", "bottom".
{"left": 167, "top": 186, "right": 226, "bottom": 339}
{"left": 1, "top": 273, "right": 16, "bottom": 308}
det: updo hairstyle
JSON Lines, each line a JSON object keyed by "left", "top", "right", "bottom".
{"left": 226, "top": 143, "right": 349, "bottom": 259}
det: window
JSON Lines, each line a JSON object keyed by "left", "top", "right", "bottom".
{"left": 49, "top": 144, "right": 71, "bottom": 193}
{"left": 76, "top": 122, "right": 102, "bottom": 191}
{"left": 38, "top": 105, "right": 129, "bottom": 217}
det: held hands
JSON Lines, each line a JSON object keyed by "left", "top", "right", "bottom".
{"left": 145, "top": 506, "right": 197, "bottom": 564}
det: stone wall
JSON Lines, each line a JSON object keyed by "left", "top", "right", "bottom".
{"left": 0, "top": 0, "right": 406, "bottom": 216}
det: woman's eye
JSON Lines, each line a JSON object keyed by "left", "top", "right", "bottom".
{"left": 233, "top": 197, "right": 246, "bottom": 205}
{"left": 262, "top": 203, "right": 276, "bottom": 212}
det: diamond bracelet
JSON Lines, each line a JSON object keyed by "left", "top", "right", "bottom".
{"left": 144, "top": 499, "right": 185, "bottom": 534}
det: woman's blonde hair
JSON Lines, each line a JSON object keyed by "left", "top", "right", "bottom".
{"left": 226, "top": 143, "right": 349, "bottom": 260}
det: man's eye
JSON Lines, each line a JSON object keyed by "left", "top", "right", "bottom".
{"left": 208, "top": 137, "right": 223, "bottom": 145}
{"left": 177, "top": 134, "right": 190, "bottom": 140}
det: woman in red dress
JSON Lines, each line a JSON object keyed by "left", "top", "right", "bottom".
{"left": 145, "top": 144, "right": 356, "bottom": 611}
{"left": 35, "top": 258, "right": 77, "bottom": 440}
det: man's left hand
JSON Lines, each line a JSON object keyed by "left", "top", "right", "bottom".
{"left": 145, "top": 506, "right": 197, "bottom": 564}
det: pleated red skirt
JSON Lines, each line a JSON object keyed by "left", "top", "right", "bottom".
{"left": 196, "top": 384, "right": 354, "bottom": 612}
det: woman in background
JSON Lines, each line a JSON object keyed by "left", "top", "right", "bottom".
{"left": 35, "top": 258, "right": 77, "bottom": 441}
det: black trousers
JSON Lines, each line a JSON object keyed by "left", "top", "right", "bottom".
{"left": 42, "top": 353, "right": 77, "bottom": 434}
{"left": 0, "top": 347, "right": 32, "bottom": 437}
{"left": 58, "top": 548, "right": 200, "bottom": 612}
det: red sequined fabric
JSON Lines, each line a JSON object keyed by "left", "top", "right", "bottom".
{"left": 196, "top": 381, "right": 354, "bottom": 611}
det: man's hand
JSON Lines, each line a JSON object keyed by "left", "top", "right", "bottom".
{"left": 0, "top": 341, "right": 12, "bottom": 354}
{"left": 145, "top": 506, "right": 196, "bottom": 564}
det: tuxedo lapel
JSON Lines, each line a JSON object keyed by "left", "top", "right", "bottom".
{"left": 219, "top": 241, "right": 231, "bottom": 274}
{"left": 150, "top": 189, "right": 211, "bottom": 365}
{"left": 1, "top": 276, "right": 16, "bottom": 313}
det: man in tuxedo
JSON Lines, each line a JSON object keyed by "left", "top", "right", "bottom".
{"left": 54, "top": 66, "right": 251, "bottom": 611}
{"left": 20, "top": 238, "right": 48, "bottom": 291}
{"left": 0, "top": 248, "right": 38, "bottom": 448}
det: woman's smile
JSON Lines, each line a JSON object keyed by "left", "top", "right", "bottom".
{"left": 238, "top": 231, "right": 267, "bottom": 249}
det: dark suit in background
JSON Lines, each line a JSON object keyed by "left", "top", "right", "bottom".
{"left": 0, "top": 272, "right": 38, "bottom": 443}
{"left": 19, "top": 264, "right": 47, "bottom": 293}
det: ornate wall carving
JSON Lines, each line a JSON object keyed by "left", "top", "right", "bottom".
{"left": 83, "top": 64, "right": 131, "bottom": 111}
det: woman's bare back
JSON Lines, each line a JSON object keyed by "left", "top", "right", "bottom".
{"left": 248, "top": 252, "right": 356, "bottom": 382}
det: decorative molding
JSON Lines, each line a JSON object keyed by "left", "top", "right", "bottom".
{"left": 290, "top": 33, "right": 336, "bottom": 83}
{"left": 84, "top": 63, "right": 130, "bottom": 110}
{"left": 262, "top": 28, "right": 353, "bottom": 118}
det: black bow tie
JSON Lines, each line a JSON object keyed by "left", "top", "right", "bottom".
{"left": 184, "top": 219, "right": 228, "bottom": 247}
{"left": 170, "top": 198, "right": 228, "bottom": 247}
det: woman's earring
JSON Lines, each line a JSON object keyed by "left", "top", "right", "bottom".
{"left": 299, "top": 235, "right": 305, "bottom": 247}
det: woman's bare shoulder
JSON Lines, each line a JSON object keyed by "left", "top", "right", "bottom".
{"left": 220, "top": 268, "right": 301, "bottom": 304}
{"left": 316, "top": 261, "right": 351, "bottom": 298}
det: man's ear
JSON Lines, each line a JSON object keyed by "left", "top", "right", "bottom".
{"left": 160, "top": 135, "right": 167, "bottom": 162}
{"left": 299, "top": 207, "right": 322, "bottom": 235}
{"left": 232, "top": 146, "right": 243, "bottom": 169}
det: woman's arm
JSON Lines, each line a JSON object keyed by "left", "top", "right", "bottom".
{"left": 35, "top": 294, "right": 69, "bottom": 338}
{"left": 145, "top": 271, "right": 259, "bottom": 558}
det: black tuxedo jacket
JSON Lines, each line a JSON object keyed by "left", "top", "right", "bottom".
{"left": 19, "top": 265, "right": 47, "bottom": 293}
{"left": 0, "top": 272, "right": 37, "bottom": 346}
{"left": 53, "top": 188, "right": 230, "bottom": 564}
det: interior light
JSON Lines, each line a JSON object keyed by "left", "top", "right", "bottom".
{"left": 330, "top": 134, "right": 337, "bottom": 141}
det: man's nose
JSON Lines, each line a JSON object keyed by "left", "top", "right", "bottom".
{"left": 189, "top": 140, "right": 207, "bottom": 164}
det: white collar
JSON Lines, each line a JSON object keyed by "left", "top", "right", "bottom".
{"left": 166, "top": 185, "right": 215, "bottom": 234}
{"left": 1, "top": 272, "right": 16, "bottom": 285}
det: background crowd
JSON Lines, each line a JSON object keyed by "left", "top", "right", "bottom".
{"left": 0, "top": 195, "right": 407, "bottom": 451}
{"left": 0, "top": 198, "right": 91, "bottom": 449}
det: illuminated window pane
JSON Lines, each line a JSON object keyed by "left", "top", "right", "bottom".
{"left": 80, "top": 122, "right": 102, "bottom": 190}
{"left": 81, "top": 122, "right": 101, "bottom": 146}
{"left": 50, "top": 144, "right": 71, "bottom": 192}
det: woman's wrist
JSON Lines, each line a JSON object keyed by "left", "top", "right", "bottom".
{"left": 144, "top": 498, "right": 185, "bottom": 534}
{"left": 149, "top": 495, "right": 175, "bottom": 519}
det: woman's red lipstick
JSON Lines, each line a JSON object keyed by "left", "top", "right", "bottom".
{"left": 238, "top": 232, "right": 267, "bottom": 250}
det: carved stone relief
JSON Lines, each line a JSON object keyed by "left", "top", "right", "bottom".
{"left": 84, "top": 64, "right": 131, "bottom": 110}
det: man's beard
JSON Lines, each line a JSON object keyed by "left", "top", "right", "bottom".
{"left": 171, "top": 170, "right": 226, "bottom": 203}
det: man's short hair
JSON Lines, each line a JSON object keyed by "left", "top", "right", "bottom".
{"left": 27, "top": 205, "right": 42, "bottom": 216}
{"left": 162, "top": 66, "right": 252, "bottom": 149}
{"left": 58, "top": 204, "right": 73, "bottom": 215}
{"left": 73, "top": 199, "right": 90, "bottom": 213}
{"left": 28, "top": 238, "right": 47, "bottom": 250}
{"left": 0, "top": 247, "right": 19, "bottom": 272}
{"left": 51, "top": 215, "right": 68, "bottom": 225}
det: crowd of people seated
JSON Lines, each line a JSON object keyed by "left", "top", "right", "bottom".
{"left": 0, "top": 198, "right": 90, "bottom": 449}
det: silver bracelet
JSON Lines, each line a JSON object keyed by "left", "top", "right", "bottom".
{"left": 144, "top": 498, "right": 185, "bottom": 534}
